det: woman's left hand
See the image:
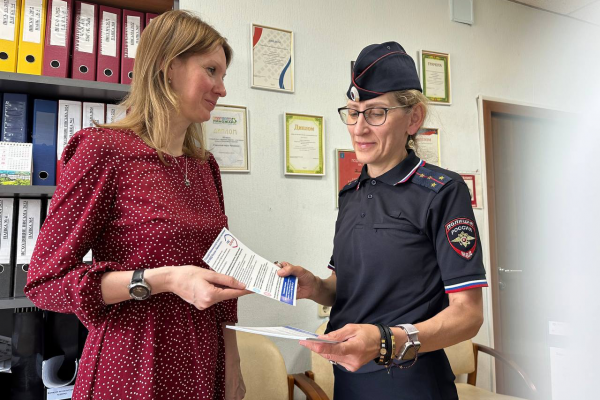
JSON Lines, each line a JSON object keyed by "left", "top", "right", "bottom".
{"left": 225, "top": 357, "right": 246, "bottom": 400}
{"left": 299, "top": 323, "right": 381, "bottom": 372}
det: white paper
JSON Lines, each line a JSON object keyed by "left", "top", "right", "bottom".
{"left": 203, "top": 228, "right": 297, "bottom": 305}
{"left": 22, "top": 0, "right": 42, "bottom": 43}
{"left": 227, "top": 325, "right": 340, "bottom": 343}
{"left": 76, "top": 3, "right": 94, "bottom": 54}
{"left": 42, "top": 355, "right": 78, "bottom": 388}
{"left": 57, "top": 101, "right": 82, "bottom": 160}
{"left": 49, "top": 0, "right": 68, "bottom": 47}
{"left": 125, "top": 15, "right": 140, "bottom": 58}
{"left": 46, "top": 385, "right": 75, "bottom": 400}
{"left": 106, "top": 104, "right": 126, "bottom": 123}
{"left": 0, "top": 0, "right": 18, "bottom": 41}
{"left": 550, "top": 347, "right": 569, "bottom": 400}
{"left": 82, "top": 102, "right": 105, "bottom": 128}
{"left": 0, "top": 198, "right": 14, "bottom": 264}
{"left": 16, "top": 199, "right": 41, "bottom": 264}
{"left": 100, "top": 11, "right": 117, "bottom": 57}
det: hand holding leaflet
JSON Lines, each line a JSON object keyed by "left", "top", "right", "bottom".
{"left": 226, "top": 325, "right": 341, "bottom": 344}
{"left": 203, "top": 228, "right": 297, "bottom": 306}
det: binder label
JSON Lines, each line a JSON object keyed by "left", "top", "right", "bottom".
{"left": 22, "top": 0, "right": 43, "bottom": 44}
{"left": 57, "top": 101, "right": 82, "bottom": 160}
{"left": 106, "top": 104, "right": 126, "bottom": 123}
{"left": 0, "top": 198, "right": 14, "bottom": 263}
{"left": 17, "top": 199, "right": 40, "bottom": 264}
{"left": 125, "top": 15, "right": 141, "bottom": 59}
{"left": 76, "top": 3, "right": 94, "bottom": 54}
{"left": 100, "top": 11, "right": 117, "bottom": 57}
{"left": 82, "top": 103, "right": 105, "bottom": 128}
{"left": 0, "top": 0, "right": 17, "bottom": 41}
{"left": 50, "top": 0, "right": 68, "bottom": 47}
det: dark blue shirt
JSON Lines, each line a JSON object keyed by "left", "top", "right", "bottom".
{"left": 327, "top": 150, "right": 487, "bottom": 339}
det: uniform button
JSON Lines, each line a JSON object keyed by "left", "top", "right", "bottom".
{"left": 361, "top": 213, "right": 366, "bottom": 218}
{"left": 371, "top": 180, "right": 377, "bottom": 185}
{"left": 367, "top": 194, "right": 373, "bottom": 199}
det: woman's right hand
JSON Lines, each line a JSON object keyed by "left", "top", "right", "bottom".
{"left": 276, "top": 262, "right": 319, "bottom": 300}
{"left": 169, "top": 265, "right": 250, "bottom": 310}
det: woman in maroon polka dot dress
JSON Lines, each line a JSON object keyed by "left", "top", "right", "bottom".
{"left": 25, "top": 11, "right": 249, "bottom": 400}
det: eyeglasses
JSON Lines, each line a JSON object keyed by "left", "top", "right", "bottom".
{"left": 337, "top": 106, "right": 409, "bottom": 126}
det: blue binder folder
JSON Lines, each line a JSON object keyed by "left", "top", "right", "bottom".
{"left": 32, "top": 99, "right": 58, "bottom": 186}
{"left": 1, "top": 93, "right": 29, "bottom": 142}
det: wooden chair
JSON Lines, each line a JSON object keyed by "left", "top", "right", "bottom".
{"left": 236, "top": 331, "right": 327, "bottom": 400}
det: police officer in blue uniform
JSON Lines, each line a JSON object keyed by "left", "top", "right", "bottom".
{"left": 278, "top": 41, "right": 488, "bottom": 399}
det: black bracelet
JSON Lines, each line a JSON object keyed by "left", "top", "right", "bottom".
{"left": 373, "top": 324, "right": 388, "bottom": 365}
{"left": 381, "top": 325, "right": 394, "bottom": 365}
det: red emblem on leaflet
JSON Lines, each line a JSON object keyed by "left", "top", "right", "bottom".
{"left": 445, "top": 218, "right": 477, "bottom": 260}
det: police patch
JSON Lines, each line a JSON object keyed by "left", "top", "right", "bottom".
{"left": 445, "top": 218, "right": 477, "bottom": 260}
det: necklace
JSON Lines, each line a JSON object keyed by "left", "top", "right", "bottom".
{"left": 171, "top": 155, "right": 190, "bottom": 187}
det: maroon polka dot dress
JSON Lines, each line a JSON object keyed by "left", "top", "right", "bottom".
{"left": 25, "top": 127, "right": 237, "bottom": 400}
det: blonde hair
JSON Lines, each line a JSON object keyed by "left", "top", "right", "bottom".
{"left": 392, "top": 90, "right": 429, "bottom": 152}
{"left": 100, "top": 10, "right": 233, "bottom": 163}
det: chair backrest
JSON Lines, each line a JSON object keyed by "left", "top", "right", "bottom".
{"left": 444, "top": 339, "right": 476, "bottom": 376}
{"left": 237, "top": 331, "right": 290, "bottom": 400}
{"left": 311, "top": 322, "right": 335, "bottom": 400}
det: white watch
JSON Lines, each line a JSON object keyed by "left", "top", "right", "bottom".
{"left": 395, "top": 324, "right": 421, "bottom": 361}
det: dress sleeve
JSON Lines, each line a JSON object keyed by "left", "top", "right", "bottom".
{"left": 426, "top": 180, "right": 488, "bottom": 294}
{"left": 207, "top": 154, "right": 238, "bottom": 323}
{"left": 25, "top": 128, "right": 122, "bottom": 329}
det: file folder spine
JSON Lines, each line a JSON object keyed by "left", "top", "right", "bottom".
{"left": 42, "top": 0, "right": 73, "bottom": 78}
{"left": 1, "top": 93, "right": 28, "bottom": 142}
{"left": 0, "top": 198, "right": 15, "bottom": 299}
{"left": 14, "top": 199, "right": 41, "bottom": 297}
{"left": 17, "top": 0, "right": 48, "bottom": 75}
{"left": 82, "top": 101, "right": 104, "bottom": 128}
{"left": 96, "top": 5, "right": 120, "bottom": 83}
{"left": 120, "top": 9, "right": 144, "bottom": 85}
{"left": 71, "top": 1, "right": 97, "bottom": 81}
{"left": 56, "top": 100, "right": 81, "bottom": 184}
{"left": 32, "top": 99, "right": 58, "bottom": 185}
{"left": 0, "top": 0, "right": 22, "bottom": 72}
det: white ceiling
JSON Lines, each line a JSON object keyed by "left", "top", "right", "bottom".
{"left": 507, "top": 0, "right": 600, "bottom": 25}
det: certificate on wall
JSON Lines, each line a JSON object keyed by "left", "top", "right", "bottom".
{"left": 202, "top": 105, "right": 249, "bottom": 172}
{"left": 251, "top": 24, "right": 294, "bottom": 92}
{"left": 459, "top": 173, "right": 482, "bottom": 209}
{"left": 420, "top": 50, "right": 451, "bottom": 105}
{"left": 336, "top": 149, "right": 363, "bottom": 207}
{"left": 415, "top": 127, "right": 441, "bottom": 166}
{"left": 284, "top": 113, "right": 324, "bottom": 176}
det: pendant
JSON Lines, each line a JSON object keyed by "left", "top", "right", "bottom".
{"left": 185, "top": 178, "right": 191, "bottom": 187}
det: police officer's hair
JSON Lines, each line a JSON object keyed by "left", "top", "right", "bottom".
{"left": 392, "top": 90, "right": 429, "bottom": 154}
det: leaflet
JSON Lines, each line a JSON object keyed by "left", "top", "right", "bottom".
{"left": 203, "top": 228, "right": 297, "bottom": 306}
{"left": 226, "top": 325, "right": 340, "bottom": 344}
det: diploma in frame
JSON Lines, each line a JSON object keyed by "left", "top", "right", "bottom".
{"left": 459, "top": 173, "right": 482, "bottom": 209}
{"left": 335, "top": 149, "right": 363, "bottom": 207}
{"left": 202, "top": 105, "right": 250, "bottom": 172}
{"left": 284, "top": 113, "right": 325, "bottom": 176}
{"left": 251, "top": 24, "right": 294, "bottom": 93}
{"left": 420, "top": 50, "right": 451, "bottom": 105}
{"left": 415, "top": 127, "right": 441, "bottom": 166}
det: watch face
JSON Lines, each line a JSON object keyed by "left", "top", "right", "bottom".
{"left": 403, "top": 346, "right": 417, "bottom": 360}
{"left": 130, "top": 285, "right": 149, "bottom": 300}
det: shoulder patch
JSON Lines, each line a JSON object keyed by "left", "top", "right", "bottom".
{"left": 445, "top": 218, "right": 477, "bottom": 260}
{"left": 411, "top": 166, "right": 452, "bottom": 193}
{"left": 339, "top": 179, "right": 360, "bottom": 196}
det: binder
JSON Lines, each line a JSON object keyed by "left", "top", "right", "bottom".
{"left": 145, "top": 12, "right": 158, "bottom": 26}
{"left": 1, "top": 93, "right": 28, "bottom": 142}
{"left": 56, "top": 100, "right": 81, "bottom": 184}
{"left": 16, "top": 0, "right": 47, "bottom": 75}
{"left": 71, "top": 1, "right": 97, "bottom": 81}
{"left": 0, "top": 0, "right": 21, "bottom": 72}
{"left": 14, "top": 198, "right": 41, "bottom": 297}
{"left": 106, "top": 103, "right": 125, "bottom": 123}
{"left": 42, "top": 0, "right": 73, "bottom": 78}
{"left": 82, "top": 101, "right": 104, "bottom": 128}
{"left": 11, "top": 308, "right": 45, "bottom": 399}
{"left": 31, "top": 99, "right": 58, "bottom": 185}
{"left": 0, "top": 198, "right": 15, "bottom": 299}
{"left": 120, "top": 9, "right": 144, "bottom": 85}
{"left": 96, "top": 5, "right": 120, "bottom": 83}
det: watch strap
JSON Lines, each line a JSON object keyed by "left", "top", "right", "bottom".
{"left": 131, "top": 269, "right": 144, "bottom": 284}
{"left": 397, "top": 323, "right": 419, "bottom": 342}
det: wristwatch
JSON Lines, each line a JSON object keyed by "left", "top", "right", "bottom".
{"left": 128, "top": 269, "right": 152, "bottom": 300}
{"left": 395, "top": 324, "right": 421, "bottom": 361}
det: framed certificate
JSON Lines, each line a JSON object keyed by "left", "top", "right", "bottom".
{"left": 459, "top": 173, "right": 482, "bottom": 209}
{"left": 284, "top": 113, "right": 325, "bottom": 176}
{"left": 202, "top": 105, "right": 249, "bottom": 172}
{"left": 415, "top": 127, "right": 441, "bottom": 166}
{"left": 336, "top": 149, "right": 363, "bottom": 207}
{"left": 420, "top": 50, "right": 451, "bottom": 105}
{"left": 251, "top": 24, "right": 294, "bottom": 93}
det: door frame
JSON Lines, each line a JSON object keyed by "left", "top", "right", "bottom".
{"left": 478, "top": 96, "right": 571, "bottom": 394}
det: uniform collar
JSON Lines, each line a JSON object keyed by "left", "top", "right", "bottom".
{"left": 358, "top": 150, "right": 424, "bottom": 187}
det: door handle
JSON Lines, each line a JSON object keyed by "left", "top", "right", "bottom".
{"left": 499, "top": 268, "right": 522, "bottom": 273}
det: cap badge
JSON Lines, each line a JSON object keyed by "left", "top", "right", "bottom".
{"left": 350, "top": 86, "right": 360, "bottom": 102}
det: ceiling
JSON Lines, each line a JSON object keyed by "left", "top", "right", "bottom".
{"left": 507, "top": 0, "right": 600, "bottom": 25}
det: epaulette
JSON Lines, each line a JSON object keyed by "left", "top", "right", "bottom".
{"left": 339, "top": 179, "right": 360, "bottom": 196}
{"left": 411, "top": 166, "right": 452, "bottom": 193}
